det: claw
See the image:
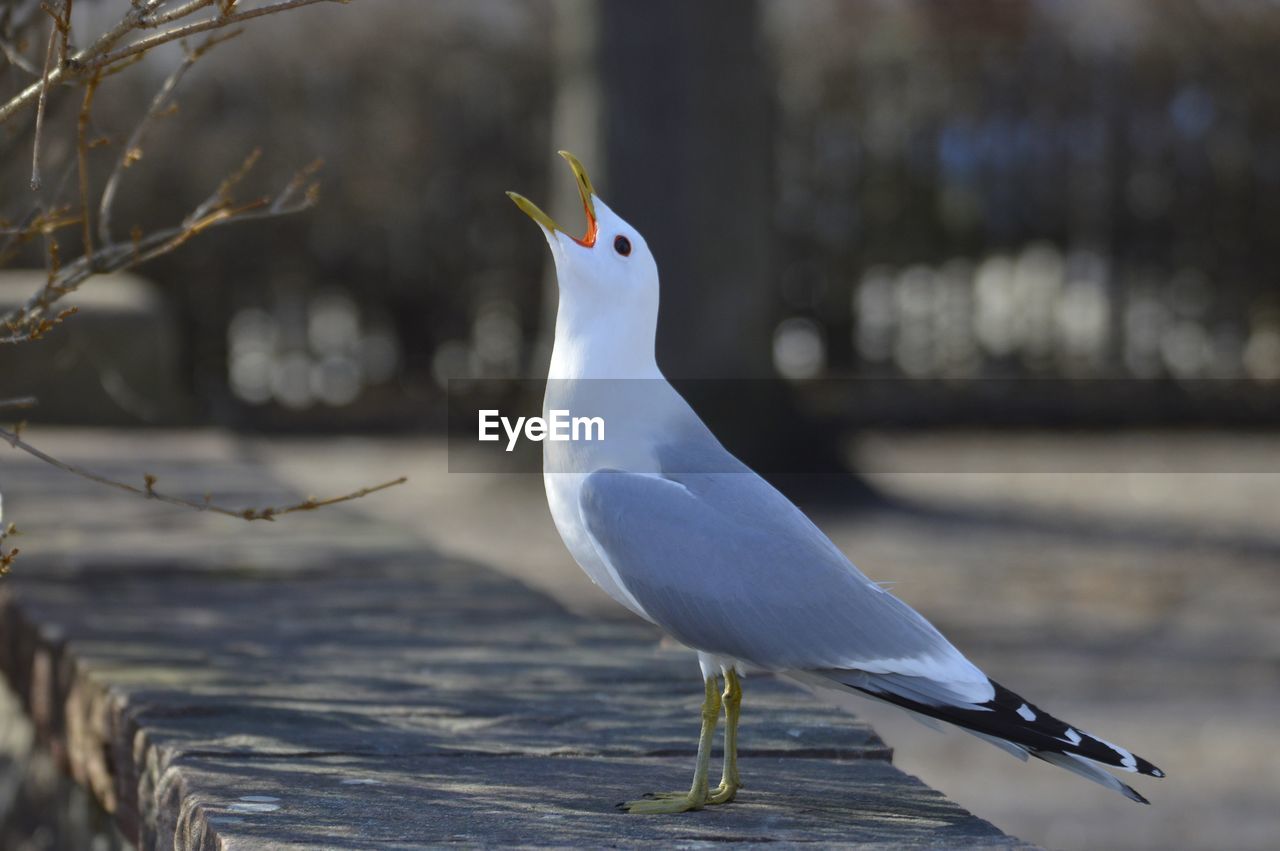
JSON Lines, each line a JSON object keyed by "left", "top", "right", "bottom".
{"left": 706, "top": 781, "right": 739, "bottom": 806}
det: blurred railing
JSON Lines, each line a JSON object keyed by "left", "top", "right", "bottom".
{"left": 769, "top": 1, "right": 1280, "bottom": 423}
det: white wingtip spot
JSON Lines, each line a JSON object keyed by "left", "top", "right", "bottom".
{"left": 1113, "top": 744, "right": 1138, "bottom": 769}
{"left": 1016, "top": 703, "right": 1037, "bottom": 722}
{"left": 1095, "top": 735, "right": 1140, "bottom": 770}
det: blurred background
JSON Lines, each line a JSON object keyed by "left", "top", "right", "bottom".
{"left": 4, "top": 0, "right": 1279, "bottom": 429}
{"left": 3, "top": 1, "right": 1279, "bottom": 849}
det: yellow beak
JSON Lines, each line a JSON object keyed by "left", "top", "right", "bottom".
{"left": 507, "top": 150, "right": 599, "bottom": 248}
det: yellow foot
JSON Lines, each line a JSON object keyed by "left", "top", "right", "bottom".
{"left": 620, "top": 791, "right": 705, "bottom": 814}
{"left": 706, "top": 781, "right": 740, "bottom": 805}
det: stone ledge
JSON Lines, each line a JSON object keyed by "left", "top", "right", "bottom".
{"left": 0, "top": 440, "right": 1030, "bottom": 848}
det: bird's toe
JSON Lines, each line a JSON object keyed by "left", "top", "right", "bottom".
{"left": 621, "top": 792, "right": 704, "bottom": 814}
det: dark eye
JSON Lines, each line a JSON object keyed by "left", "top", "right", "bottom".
{"left": 613, "top": 235, "right": 632, "bottom": 256}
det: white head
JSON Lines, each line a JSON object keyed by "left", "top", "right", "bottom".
{"left": 508, "top": 152, "right": 661, "bottom": 377}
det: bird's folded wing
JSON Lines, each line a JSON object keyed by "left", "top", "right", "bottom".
{"left": 578, "top": 468, "right": 990, "bottom": 699}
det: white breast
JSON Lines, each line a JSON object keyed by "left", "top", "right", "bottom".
{"left": 541, "top": 296, "right": 686, "bottom": 622}
{"left": 541, "top": 371, "right": 691, "bottom": 622}
{"left": 543, "top": 470, "right": 652, "bottom": 620}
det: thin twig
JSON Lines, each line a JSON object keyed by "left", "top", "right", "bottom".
{"left": 0, "top": 34, "right": 42, "bottom": 76}
{"left": 0, "top": 207, "right": 77, "bottom": 269}
{"left": 0, "top": 209, "right": 44, "bottom": 259}
{"left": 76, "top": 70, "right": 101, "bottom": 261}
{"left": 145, "top": 0, "right": 218, "bottom": 29}
{"left": 270, "top": 157, "right": 323, "bottom": 212}
{"left": 192, "top": 146, "right": 262, "bottom": 221}
{"left": 98, "top": 30, "right": 242, "bottom": 246}
{"left": 29, "top": 20, "right": 57, "bottom": 190}
{"left": 0, "top": 398, "right": 38, "bottom": 411}
{"left": 0, "top": 459, "right": 16, "bottom": 574}
{"left": 0, "top": 425, "right": 408, "bottom": 522}
{"left": 55, "top": 0, "right": 73, "bottom": 66}
{"left": 0, "top": 521, "right": 16, "bottom": 575}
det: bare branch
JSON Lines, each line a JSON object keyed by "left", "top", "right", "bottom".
{"left": 0, "top": 425, "right": 408, "bottom": 522}
{"left": 0, "top": 0, "right": 341, "bottom": 125}
{"left": 3, "top": 0, "right": 329, "bottom": 343}
{"left": 86, "top": 0, "right": 341, "bottom": 73}
{"left": 1, "top": 0, "right": 171, "bottom": 126}
{"left": 1, "top": 0, "right": 361, "bottom": 576}
{"left": 2, "top": 157, "right": 321, "bottom": 345}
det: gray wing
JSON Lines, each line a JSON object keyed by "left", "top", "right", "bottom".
{"left": 579, "top": 465, "right": 993, "bottom": 704}
{"left": 581, "top": 446, "right": 1164, "bottom": 802}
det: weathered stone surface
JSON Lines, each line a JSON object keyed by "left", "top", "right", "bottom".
{"left": 162, "top": 755, "right": 1018, "bottom": 850}
{"left": 0, "top": 436, "right": 1028, "bottom": 848}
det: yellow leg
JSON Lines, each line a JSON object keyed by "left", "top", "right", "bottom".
{"left": 623, "top": 675, "right": 721, "bottom": 814}
{"left": 707, "top": 668, "right": 742, "bottom": 805}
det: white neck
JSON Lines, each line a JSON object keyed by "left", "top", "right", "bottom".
{"left": 548, "top": 297, "right": 663, "bottom": 380}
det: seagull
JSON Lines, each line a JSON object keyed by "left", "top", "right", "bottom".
{"left": 507, "top": 152, "right": 1164, "bottom": 813}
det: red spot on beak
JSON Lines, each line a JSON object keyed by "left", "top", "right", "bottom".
{"left": 572, "top": 196, "right": 598, "bottom": 248}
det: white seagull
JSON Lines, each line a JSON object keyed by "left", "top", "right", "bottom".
{"left": 508, "top": 152, "right": 1164, "bottom": 813}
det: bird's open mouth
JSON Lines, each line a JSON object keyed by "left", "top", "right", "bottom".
{"left": 507, "top": 151, "right": 598, "bottom": 248}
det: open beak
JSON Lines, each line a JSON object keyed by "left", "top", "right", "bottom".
{"left": 506, "top": 150, "right": 598, "bottom": 248}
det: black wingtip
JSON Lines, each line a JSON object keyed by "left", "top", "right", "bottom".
{"left": 1130, "top": 753, "right": 1165, "bottom": 778}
